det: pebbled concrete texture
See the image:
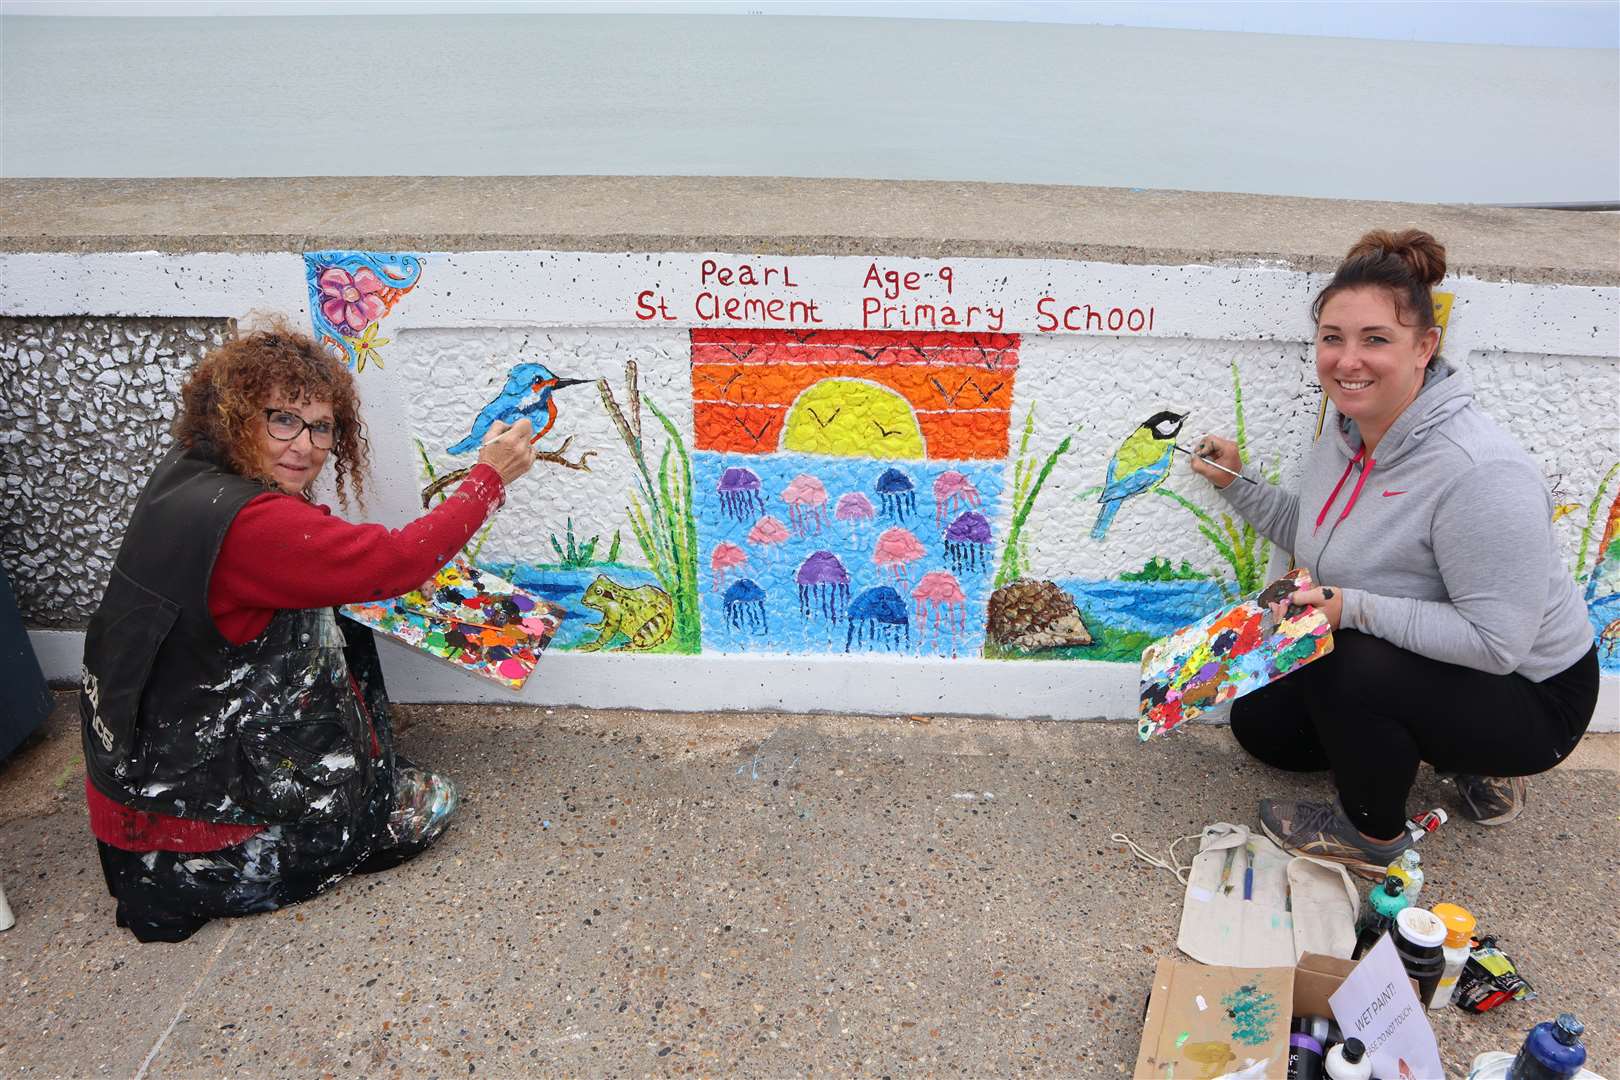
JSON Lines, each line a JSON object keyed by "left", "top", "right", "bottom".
{"left": 0, "top": 317, "right": 228, "bottom": 627}
{"left": 1, "top": 177, "right": 1616, "bottom": 285}
{"left": 1, "top": 695, "right": 1616, "bottom": 1077}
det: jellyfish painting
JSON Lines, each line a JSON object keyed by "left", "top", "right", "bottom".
{"left": 943, "top": 511, "right": 992, "bottom": 574}
{"left": 872, "top": 527, "right": 926, "bottom": 583}
{"left": 796, "top": 550, "right": 851, "bottom": 622}
{"left": 716, "top": 467, "right": 765, "bottom": 521}
{"left": 933, "top": 470, "right": 982, "bottom": 526}
{"left": 875, "top": 468, "right": 917, "bottom": 521}
{"left": 782, "top": 473, "right": 829, "bottom": 537}
{"left": 912, "top": 570, "right": 969, "bottom": 644}
{"left": 723, "top": 578, "right": 768, "bottom": 634}
{"left": 710, "top": 541, "right": 749, "bottom": 591}
{"left": 834, "top": 491, "right": 876, "bottom": 541}
{"left": 747, "top": 514, "right": 792, "bottom": 563}
{"left": 845, "top": 586, "right": 911, "bottom": 652}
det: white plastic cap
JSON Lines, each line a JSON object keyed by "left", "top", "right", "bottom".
{"left": 1395, "top": 905, "right": 1447, "bottom": 947}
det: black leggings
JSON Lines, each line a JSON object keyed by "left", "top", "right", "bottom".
{"left": 1230, "top": 630, "right": 1598, "bottom": 839}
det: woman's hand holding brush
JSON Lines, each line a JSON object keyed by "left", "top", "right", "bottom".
{"left": 1183, "top": 434, "right": 1253, "bottom": 489}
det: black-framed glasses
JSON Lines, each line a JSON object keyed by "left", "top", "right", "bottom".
{"left": 263, "top": 409, "right": 337, "bottom": 449}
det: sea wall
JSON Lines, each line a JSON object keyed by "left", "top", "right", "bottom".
{"left": 2, "top": 178, "right": 1616, "bottom": 727}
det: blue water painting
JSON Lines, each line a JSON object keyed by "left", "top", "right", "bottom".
{"left": 694, "top": 451, "right": 1004, "bottom": 657}
{"left": 1058, "top": 577, "right": 1229, "bottom": 639}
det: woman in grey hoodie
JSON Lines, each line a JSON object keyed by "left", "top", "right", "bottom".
{"left": 1190, "top": 229, "right": 1598, "bottom": 879}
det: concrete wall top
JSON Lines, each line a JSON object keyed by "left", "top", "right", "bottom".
{"left": 3, "top": 177, "right": 1617, "bottom": 286}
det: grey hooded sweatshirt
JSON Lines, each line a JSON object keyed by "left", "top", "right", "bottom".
{"left": 1218, "top": 358, "right": 1592, "bottom": 680}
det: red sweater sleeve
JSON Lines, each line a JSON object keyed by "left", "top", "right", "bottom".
{"left": 209, "top": 463, "right": 505, "bottom": 645}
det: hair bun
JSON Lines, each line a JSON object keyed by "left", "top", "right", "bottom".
{"left": 1346, "top": 229, "right": 1447, "bottom": 287}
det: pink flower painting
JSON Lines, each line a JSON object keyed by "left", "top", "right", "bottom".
{"left": 318, "top": 266, "right": 388, "bottom": 335}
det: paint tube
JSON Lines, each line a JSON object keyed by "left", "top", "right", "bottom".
{"left": 1403, "top": 808, "right": 1448, "bottom": 845}
{"left": 1454, "top": 935, "right": 1536, "bottom": 1014}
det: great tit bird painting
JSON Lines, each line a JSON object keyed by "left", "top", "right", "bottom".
{"left": 1091, "top": 410, "right": 1187, "bottom": 541}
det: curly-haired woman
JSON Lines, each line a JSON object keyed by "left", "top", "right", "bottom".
{"left": 80, "top": 322, "right": 538, "bottom": 941}
{"left": 1189, "top": 230, "right": 1598, "bottom": 878}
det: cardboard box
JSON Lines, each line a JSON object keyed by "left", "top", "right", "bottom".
{"left": 1134, "top": 953, "right": 1418, "bottom": 1079}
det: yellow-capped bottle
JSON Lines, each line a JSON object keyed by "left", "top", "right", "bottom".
{"left": 1385, "top": 849, "right": 1423, "bottom": 900}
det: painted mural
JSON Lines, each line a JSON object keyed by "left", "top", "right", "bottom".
{"left": 284, "top": 249, "right": 1620, "bottom": 684}
{"left": 1582, "top": 472, "right": 1620, "bottom": 669}
{"left": 689, "top": 329, "right": 1013, "bottom": 658}
{"left": 303, "top": 251, "right": 424, "bottom": 371}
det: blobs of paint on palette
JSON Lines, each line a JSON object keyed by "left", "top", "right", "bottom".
{"left": 1182, "top": 1042, "right": 1236, "bottom": 1079}
{"left": 875, "top": 468, "right": 916, "bottom": 521}
{"left": 723, "top": 578, "right": 768, "bottom": 634}
{"left": 796, "top": 550, "right": 850, "bottom": 622}
{"left": 717, "top": 467, "right": 765, "bottom": 521}
{"left": 943, "top": 511, "right": 992, "bottom": 574}
{"left": 846, "top": 586, "right": 910, "bottom": 652}
{"left": 1220, "top": 984, "right": 1279, "bottom": 1047}
{"left": 782, "top": 473, "right": 828, "bottom": 536}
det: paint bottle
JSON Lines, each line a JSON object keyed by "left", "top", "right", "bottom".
{"left": 1427, "top": 902, "right": 1478, "bottom": 1011}
{"left": 1393, "top": 907, "right": 1448, "bottom": 1005}
{"left": 1507, "top": 1014, "right": 1587, "bottom": 1080}
{"left": 1324, "top": 1037, "right": 1372, "bottom": 1080}
{"left": 1352, "top": 876, "right": 1408, "bottom": 960}
{"left": 1403, "top": 808, "right": 1448, "bottom": 844}
{"left": 0, "top": 881, "right": 13, "bottom": 933}
{"left": 1287, "top": 1016, "right": 1327, "bottom": 1080}
{"left": 1384, "top": 849, "right": 1424, "bottom": 900}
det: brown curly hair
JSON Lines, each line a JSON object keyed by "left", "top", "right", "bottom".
{"left": 174, "top": 317, "right": 370, "bottom": 506}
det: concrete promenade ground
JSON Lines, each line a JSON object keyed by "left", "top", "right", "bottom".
{"left": 1, "top": 695, "right": 1615, "bottom": 1079}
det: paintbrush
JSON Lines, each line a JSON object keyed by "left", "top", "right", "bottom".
{"left": 1172, "top": 443, "right": 1258, "bottom": 485}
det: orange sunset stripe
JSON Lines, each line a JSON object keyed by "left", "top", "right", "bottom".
{"left": 690, "top": 330, "right": 1020, "bottom": 459}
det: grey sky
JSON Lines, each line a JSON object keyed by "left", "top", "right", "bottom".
{"left": 2, "top": 0, "right": 1616, "bottom": 49}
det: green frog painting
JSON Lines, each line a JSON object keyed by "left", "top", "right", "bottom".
{"left": 577, "top": 575, "right": 675, "bottom": 652}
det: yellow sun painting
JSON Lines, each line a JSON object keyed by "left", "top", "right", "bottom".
{"left": 779, "top": 379, "right": 926, "bottom": 460}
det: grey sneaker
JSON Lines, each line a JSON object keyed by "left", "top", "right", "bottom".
{"left": 1453, "top": 774, "right": 1527, "bottom": 826}
{"left": 1258, "top": 798, "right": 1412, "bottom": 880}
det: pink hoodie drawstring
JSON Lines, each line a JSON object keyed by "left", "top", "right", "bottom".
{"left": 1314, "top": 448, "right": 1375, "bottom": 534}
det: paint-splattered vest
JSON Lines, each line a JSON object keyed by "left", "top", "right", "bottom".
{"left": 80, "top": 442, "right": 380, "bottom": 826}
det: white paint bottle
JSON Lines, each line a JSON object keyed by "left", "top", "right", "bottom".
{"left": 1324, "top": 1037, "right": 1372, "bottom": 1080}
{"left": 0, "top": 880, "right": 14, "bottom": 932}
{"left": 1428, "top": 902, "right": 1478, "bottom": 1011}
